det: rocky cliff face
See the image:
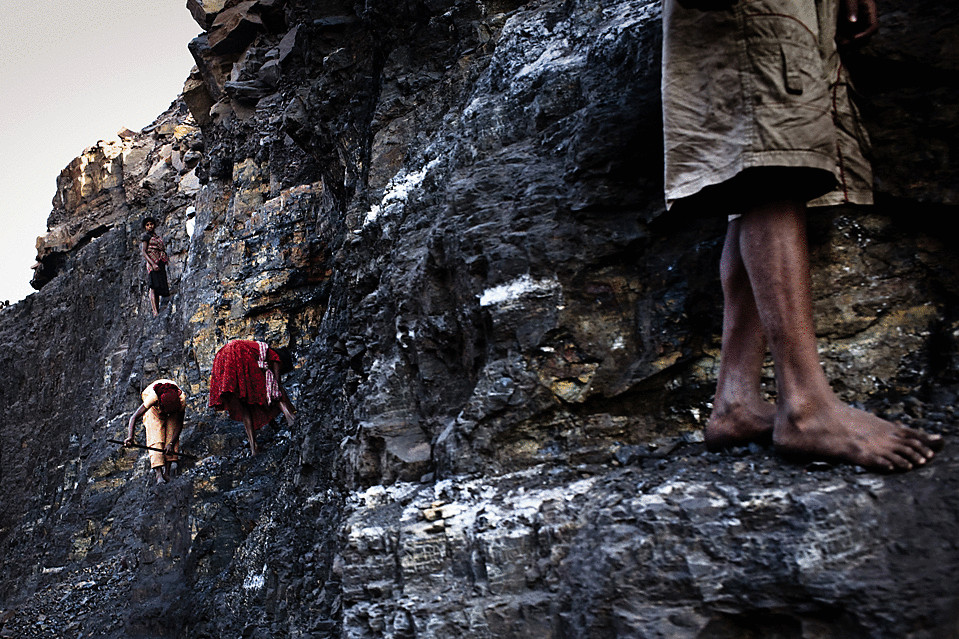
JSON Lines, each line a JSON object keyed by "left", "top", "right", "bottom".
{"left": 2, "top": 1, "right": 958, "bottom": 637}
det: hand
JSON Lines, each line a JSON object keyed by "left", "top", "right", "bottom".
{"left": 838, "top": 0, "right": 878, "bottom": 46}
{"left": 124, "top": 437, "right": 134, "bottom": 447}
{"left": 164, "top": 442, "right": 176, "bottom": 455}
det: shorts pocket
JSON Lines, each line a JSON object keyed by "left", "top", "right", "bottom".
{"left": 781, "top": 43, "right": 804, "bottom": 94}
{"left": 746, "top": 37, "right": 827, "bottom": 104}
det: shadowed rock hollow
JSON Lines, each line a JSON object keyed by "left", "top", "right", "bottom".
{"left": 1, "top": 1, "right": 958, "bottom": 637}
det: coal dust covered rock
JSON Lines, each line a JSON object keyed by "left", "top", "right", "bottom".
{"left": 340, "top": 445, "right": 959, "bottom": 638}
{"left": 1, "top": 0, "right": 959, "bottom": 637}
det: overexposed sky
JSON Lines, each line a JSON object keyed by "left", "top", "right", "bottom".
{"left": 0, "top": 2, "right": 200, "bottom": 303}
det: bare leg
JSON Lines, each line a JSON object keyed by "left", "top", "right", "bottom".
{"left": 707, "top": 218, "right": 776, "bottom": 449}
{"left": 738, "top": 201, "right": 942, "bottom": 471}
{"left": 149, "top": 289, "right": 159, "bottom": 316}
{"left": 236, "top": 404, "right": 258, "bottom": 455}
{"left": 154, "top": 467, "right": 167, "bottom": 484}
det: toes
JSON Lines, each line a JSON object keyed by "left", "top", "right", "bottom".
{"left": 896, "top": 428, "right": 943, "bottom": 458}
{"left": 881, "top": 451, "right": 914, "bottom": 471}
{"left": 870, "top": 455, "right": 897, "bottom": 472}
{"left": 894, "top": 444, "right": 927, "bottom": 467}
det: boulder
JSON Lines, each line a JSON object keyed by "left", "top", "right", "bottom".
{"left": 208, "top": 1, "right": 264, "bottom": 55}
{"left": 186, "top": 0, "right": 229, "bottom": 30}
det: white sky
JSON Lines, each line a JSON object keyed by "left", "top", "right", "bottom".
{"left": 0, "top": 2, "right": 201, "bottom": 303}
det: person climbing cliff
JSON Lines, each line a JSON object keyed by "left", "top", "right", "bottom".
{"left": 125, "top": 379, "right": 186, "bottom": 484}
{"left": 140, "top": 216, "right": 170, "bottom": 316}
{"left": 661, "top": 0, "right": 943, "bottom": 471}
{"left": 209, "top": 339, "right": 296, "bottom": 455}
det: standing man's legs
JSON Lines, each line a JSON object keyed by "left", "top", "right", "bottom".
{"left": 711, "top": 197, "right": 942, "bottom": 470}
{"left": 707, "top": 216, "right": 776, "bottom": 448}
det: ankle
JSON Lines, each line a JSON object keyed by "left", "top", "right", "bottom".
{"left": 714, "top": 388, "right": 769, "bottom": 414}
{"left": 776, "top": 390, "right": 840, "bottom": 429}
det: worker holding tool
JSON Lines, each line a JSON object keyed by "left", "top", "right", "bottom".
{"left": 125, "top": 378, "right": 186, "bottom": 484}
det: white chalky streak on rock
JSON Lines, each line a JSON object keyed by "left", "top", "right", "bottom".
{"left": 365, "top": 159, "right": 440, "bottom": 225}
{"left": 243, "top": 563, "right": 267, "bottom": 591}
{"left": 414, "top": 473, "right": 598, "bottom": 538}
{"left": 515, "top": 39, "right": 581, "bottom": 79}
{"left": 479, "top": 274, "right": 560, "bottom": 307}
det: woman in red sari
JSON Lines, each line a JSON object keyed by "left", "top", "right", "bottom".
{"left": 209, "top": 340, "right": 296, "bottom": 455}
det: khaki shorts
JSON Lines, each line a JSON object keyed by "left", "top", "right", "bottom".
{"left": 662, "top": 0, "right": 873, "bottom": 210}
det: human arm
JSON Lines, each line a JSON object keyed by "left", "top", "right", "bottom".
{"left": 269, "top": 360, "right": 297, "bottom": 427}
{"left": 125, "top": 404, "right": 148, "bottom": 446}
{"left": 269, "top": 360, "right": 296, "bottom": 413}
{"left": 141, "top": 239, "right": 158, "bottom": 270}
{"left": 838, "top": 0, "right": 878, "bottom": 45}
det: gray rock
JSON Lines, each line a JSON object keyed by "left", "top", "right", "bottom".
{"left": 1, "top": 1, "right": 958, "bottom": 638}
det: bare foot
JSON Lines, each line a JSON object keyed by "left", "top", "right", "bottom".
{"left": 706, "top": 399, "right": 776, "bottom": 449}
{"left": 773, "top": 400, "right": 943, "bottom": 472}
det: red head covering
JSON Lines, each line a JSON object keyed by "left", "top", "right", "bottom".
{"left": 154, "top": 382, "right": 181, "bottom": 414}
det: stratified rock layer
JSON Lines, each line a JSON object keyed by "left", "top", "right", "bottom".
{"left": 1, "top": 1, "right": 958, "bottom": 637}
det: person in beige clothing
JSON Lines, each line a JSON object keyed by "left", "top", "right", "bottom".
{"left": 125, "top": 379, "right": 186, "bottom": 483}
{"left": 662, "top": 0, "right": 942, "bottom": 470}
